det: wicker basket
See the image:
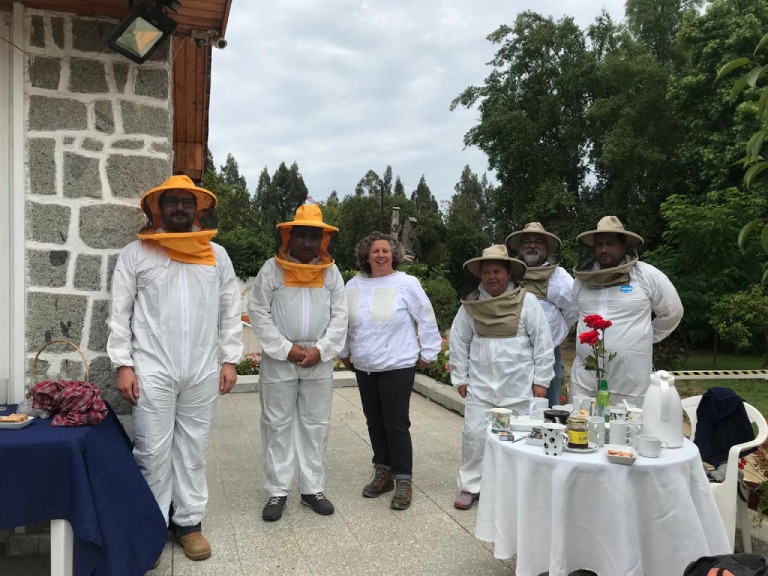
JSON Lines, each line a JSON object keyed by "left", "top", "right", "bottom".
{"left": 31, "top": 339, "right": 90, "bottom": 384}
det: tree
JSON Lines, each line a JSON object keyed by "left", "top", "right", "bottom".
{"left": 220, "top": 153, "right": 248, "bottom": 189}
{"left": 393, "top": 176, "right": 406, "bottom": 197}
{"left": 410, "top": 175, "right": 438, "bottom": 213}
{"left": 710, "top": 285, "right": 768, "bottom": 353}
{"left": 445, "top": 189, "right": 492, "bottom": 295}
{"left": 451, "top": 12, "right": 594, "bottom": 236}
{"left": 254, "top": 162, "right": 309, "bottom": 228}
{"left": 644, "top": 188, "right": 767, "bottom": 348}
{"left": 202, "top": 151, "right": 274, "bottom": 279}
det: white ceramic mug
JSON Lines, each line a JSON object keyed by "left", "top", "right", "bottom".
{"left": 542, "top": 423, "right": 568, "bottom": 456}
{"left": 609, "top": 406, "right": 628, "bottom": 421}
{"left": 484, "top": 407, "right": 513, "bottom": 432}
{"left": 588, "top": 416, "right": 605, "bottom": 447}
{"left": 608, "top": 420, "right": 632, "bottom": 446}
{"left": 572, "top": 395, "right": 591, "bottom": 415}
{"left": 529, "top": 397, "right": 549, "bottom": 418}
{"left": 553, "top": 404, "right": 573, "bottom": 413}
{"left": 636, "top": 434, "right": 668, "bottom": 458}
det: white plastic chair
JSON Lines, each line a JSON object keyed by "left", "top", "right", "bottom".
{"left": 682, "top": 395, "right": 768, "bottom": 552}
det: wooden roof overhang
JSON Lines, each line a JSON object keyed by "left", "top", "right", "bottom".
{"left": 0, "top": 0, "right": 232, "bottom": 181}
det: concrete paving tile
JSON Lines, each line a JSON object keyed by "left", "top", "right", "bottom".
{"left": 293, "top": 524, "right": 360, "bottom": 551}
{"left": 172, "top": 560, "right": 244, "bottom": 576}
{"left": 304, "top": 545, "right": 387, "bottom": 576}
{"left": 235, "top": 531, "right": 308, "bottom": 574}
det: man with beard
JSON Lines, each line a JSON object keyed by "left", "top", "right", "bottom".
{"left": 506, "top": 222, "right": 577, "bottom": 409}
{"left": 247, "top": 204, "right": 347, "bottom": 522}
{"left": 571, "top": 216, "right": 683, "bottom": 406}
{"left": 108, "top": 175, "right": 243, "bottom": 562}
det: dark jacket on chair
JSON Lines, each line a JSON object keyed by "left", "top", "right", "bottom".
{"left": 694, "top": 387, "right": 756, "bottom": 468}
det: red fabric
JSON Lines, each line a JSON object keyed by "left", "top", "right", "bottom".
{"left": 30, "top": 380, "right": 108, "bottom": 426}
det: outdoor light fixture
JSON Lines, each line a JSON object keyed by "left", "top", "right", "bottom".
{"left": 107, "top": 0, "right": 180, "bottom": 64}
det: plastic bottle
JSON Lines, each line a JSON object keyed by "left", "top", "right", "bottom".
{"left": 596, "top": 379, "right": 610, "bottom": 423}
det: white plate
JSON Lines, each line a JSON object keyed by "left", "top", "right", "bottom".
{"left": 605, "top": 444, "right": 637, "bottom": 465}
{"left": 526, "top": 436, "right": 544, "bottom": 446}
{"left": 0, "top": 416, "right": 34, "bottom": 430}
{"left": 564, "top": 442, "right": 598, "bottom": 453}
{"left": 509, "top": 418, "right": 545, "bottom": 431}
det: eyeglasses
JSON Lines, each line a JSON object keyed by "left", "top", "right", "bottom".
{"left": 520, "top": 238, "right": 546, "bottom": 247}
{"left": 162, "top": 197, "right": 196, "bottom": 208}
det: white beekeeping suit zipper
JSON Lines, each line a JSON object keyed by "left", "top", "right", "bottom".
{"left": 300, "top": 288, "right": 309, "bottom": 343}
{"left": 181, "top": 265, "right": 189, "bottom": 381}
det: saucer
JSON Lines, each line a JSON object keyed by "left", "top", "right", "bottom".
{"left": 564, "top": 442, "right": 598, "bottom": 453}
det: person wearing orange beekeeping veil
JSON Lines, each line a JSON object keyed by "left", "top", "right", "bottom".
{"left": 247, "top": 203, "right": 348, "bottom": 522}
{"left": 107, "top": 175, "right": 243, "bottom": 563}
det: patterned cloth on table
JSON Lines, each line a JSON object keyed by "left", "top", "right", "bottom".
{"left": 30, "top": 380, "right": 108, "bottom": 426}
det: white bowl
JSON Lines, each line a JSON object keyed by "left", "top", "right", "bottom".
{"left": 605, "top": 444, "right": 637, "bottom": 465}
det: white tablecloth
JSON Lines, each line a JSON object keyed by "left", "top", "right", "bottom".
{"left": 475, "top": 432, "right": 730, "bottom": 576}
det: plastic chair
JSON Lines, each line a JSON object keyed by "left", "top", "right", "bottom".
{"left": 682, "top": 395, "right": 768, "bottom": 552}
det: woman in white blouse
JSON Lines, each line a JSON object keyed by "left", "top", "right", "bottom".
{"left": 340, "top": 232, "right": 442, "bottom": 510}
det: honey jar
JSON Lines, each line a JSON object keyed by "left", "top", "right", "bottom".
{"left": 566, "top": 416, "right": 589, "bottom": 449}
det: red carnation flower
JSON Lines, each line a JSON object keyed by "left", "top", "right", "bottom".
{"left": 592, "top": 319, "right": 613, "bottom": 331}
{"left": 583, "top": 314, "right": 604, "bottom": 329}
{"left": 578, "top": 330, "right": 600, "bottom": 346}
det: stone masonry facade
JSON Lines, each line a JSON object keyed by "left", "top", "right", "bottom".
{"left": 24, "top": 10, "right": 173, "bottom": 413}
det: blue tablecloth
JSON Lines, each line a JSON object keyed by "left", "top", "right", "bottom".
{"left": 0, "top": 404, "right": 167, "bottom": 575}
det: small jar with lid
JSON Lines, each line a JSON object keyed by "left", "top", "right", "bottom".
{"left": 566, "top": 415, "right": 589, "bottom": 449}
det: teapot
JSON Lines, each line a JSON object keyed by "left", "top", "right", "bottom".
{"left": 641, "top": 370, "right": 683, "bottom": 448}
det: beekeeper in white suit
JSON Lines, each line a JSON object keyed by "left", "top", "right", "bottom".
{"left": 450, "top": 245, "right": 554, "bottom": 511}
{"left": 571, "top": 216, "right": 683, "bottom": 406}
{"left": 247, "top": 203, "right": 347, "bottom": 522}
{"left": 107, "top": 175, "right": 243, "bottom": 563}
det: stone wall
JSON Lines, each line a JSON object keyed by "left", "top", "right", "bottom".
{"left": 24, "top": 10, "right": 173, "bottom": 412}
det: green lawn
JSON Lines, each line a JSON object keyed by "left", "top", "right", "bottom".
{"left": 679, "top": 352, "right": 766, "bottom": 371}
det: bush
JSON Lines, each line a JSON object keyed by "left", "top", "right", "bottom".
{"left": 236, "top": 352, "right": 261, "bottom": 375}
{"left": 423, "top": 337, "right": 451, "bottom": 385}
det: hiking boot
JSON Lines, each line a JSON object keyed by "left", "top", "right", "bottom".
{"left": 362, "top": 466, "right": 394, "bottom": 498}
{"left": 262, "top": 495, "right": 288, "bottom": 521}
{"left": 300, "top": 492, "right": 335, "bottom": 515}
{"left": 454, "top": 490, "right": 479, "bottom": 510}
{"left": 176, "top": 532, "right": 211, "bottom": 561}
{"left": 390, "top": 478, "right": 412, "bottom": 510}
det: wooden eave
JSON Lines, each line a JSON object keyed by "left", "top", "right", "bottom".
{"left": 1, "top": 0, "right": 233, "bottom": 181}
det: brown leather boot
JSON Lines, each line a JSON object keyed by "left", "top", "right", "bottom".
{"left": 362, "top": 466, "right": 394, "bottom": 498}
{"left": 177, "top": 531, "right": 211, "bottom": 561}
{"left": 390, "top": 478, "right": 412, "bottom": 510}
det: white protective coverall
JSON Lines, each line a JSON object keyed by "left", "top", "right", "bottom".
{"left": 107, "top": 239, "right": 243, "bottom": 527}
{"left": 247, "top": 256, "right": 347, "bottom": 496}
{"left": 570, "top": 260, "right": 683, "bottom": 406}
{"left": 450, "top": 285, "right": 554, "bottom": 494}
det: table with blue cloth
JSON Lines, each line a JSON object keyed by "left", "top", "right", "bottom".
{"left": 0, "top": 404, "right": 167, "bottom": 576}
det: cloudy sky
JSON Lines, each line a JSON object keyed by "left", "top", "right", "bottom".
{"left": 208, "top": 1, "right": 626, "bottom": 206}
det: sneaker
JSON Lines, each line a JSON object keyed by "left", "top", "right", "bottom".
{"left": 390, "top": 478, "right": 412, "bottom": 510}
{"left": 300, "top": 492, "right": 335, "bottom": 515}
{"left": 454, "top": 490, "right": 479, "bottom": 510}
{"left": 176, "top": 531, "right": 211, "bottom": 561}
{"left": 262, "top": 495, "right": 288, "bottom": 521}
{"left": 362, "top": 466, "right": 394, "bottom": 498}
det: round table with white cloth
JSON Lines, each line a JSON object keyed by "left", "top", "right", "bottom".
{"left": 475, "top": 431, "right": 731, "bottom": 576}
